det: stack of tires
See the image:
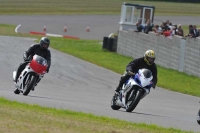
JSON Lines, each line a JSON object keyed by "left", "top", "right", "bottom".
{"left": 102, "top": 36, "right": 117, "bottom": 52}
{"left": 102, "top": 37, "right": 108, "bottom": 49}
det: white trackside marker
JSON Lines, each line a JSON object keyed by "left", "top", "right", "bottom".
{"left": 15, "top": 24, "right": 21, "bottom": 33}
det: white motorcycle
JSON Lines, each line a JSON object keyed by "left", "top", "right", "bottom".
{"left": 13, "top": 55, "right": 48, "bottom": 96}
{"left": 111, "top": 68, "right": 154, "bottom": 112}
{"left": 197, "top": 108, "right": 200, "bottom": 125}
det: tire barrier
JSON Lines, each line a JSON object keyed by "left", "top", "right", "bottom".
{"left": 102, "top": 36, "right": 117, "bottom": 52}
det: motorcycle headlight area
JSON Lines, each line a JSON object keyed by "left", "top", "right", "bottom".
{"left": 30, "top": 55, "right": 48, "bottom": 74}
{"left": 33, "top": 55, "right": 47, "bottom": 66}
{"left": 135, "top": 69, "right": 153, "bottom": 87}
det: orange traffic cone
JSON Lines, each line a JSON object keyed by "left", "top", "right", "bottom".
{"left": 43, "top": 24, "right": 46, "bottom": 32}
{"left": 86, "top": 25, "right": 90, "bottom": 32}
{"left": 64, "top": 25, "right": 67, "bottom": 32}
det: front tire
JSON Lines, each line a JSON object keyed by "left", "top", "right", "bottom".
{"left": 126, "top": 90, "right": 143, "bottom": 112}
{"left": 23, "top": 74, "right": 37, "bottom": 96}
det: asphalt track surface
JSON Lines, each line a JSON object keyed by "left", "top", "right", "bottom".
{"left": 0, "top": 15, "right": 200, "bottom": 132}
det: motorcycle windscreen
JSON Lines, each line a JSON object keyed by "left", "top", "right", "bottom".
{"left": 138, "top": 69, "right": 153, "bottom": 87}
{"left": 30, "top": 55, "right": 48, "bottom": 74}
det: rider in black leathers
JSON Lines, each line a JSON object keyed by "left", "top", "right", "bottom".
{"left": 14, "top": 37, "right": 51, "bottom": 93}
{"left": 115, "top": 50, "right": 158, "bottom": 94}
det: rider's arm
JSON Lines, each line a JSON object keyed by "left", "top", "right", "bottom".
{"left": 126, "top": 62, "right": 133, "bottom": 72}
{"left": 46, "top": 50, "right": 51, "bottom": 72}
{"left": 23, "top": 44, "right": 36, "bottom": 61}
{"left": 126, "top": 58, "right": 139, "bottom": 73}
{"left": 151, "top": 64, "right": 158, "bottom": 87}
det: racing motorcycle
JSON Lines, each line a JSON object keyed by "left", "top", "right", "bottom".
{"left": 111, "top": 68, "right": 153, "bottom": 112}
{"left": 13, "top": 55, "right": 48, "bottom": 96}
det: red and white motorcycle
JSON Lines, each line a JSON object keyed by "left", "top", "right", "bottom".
{"left": 13, "top": 55, "right": 48, "bottom": 96}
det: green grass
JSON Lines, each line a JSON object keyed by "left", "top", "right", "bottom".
{"left": 0, "top": 0, "right": 200, "bottom": 16}
{"left": 0, "top": 97, "right": 194, "bottom": 133}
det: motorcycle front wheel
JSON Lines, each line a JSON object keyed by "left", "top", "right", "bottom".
{"left": 126, "top": 90, "right": 143, "bottom": 112}
{"left": 23, "top": 74, "right": 37, "bottom": 96}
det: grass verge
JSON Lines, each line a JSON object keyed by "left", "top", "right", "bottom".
{"left": 0, "top": 97, "right": 194, "bottom": 133}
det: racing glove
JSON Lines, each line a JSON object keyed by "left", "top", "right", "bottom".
{"left": 127, "top": 71, "right": 135, "bottom": 76}
{"left": 23, "top": 54, "right": 29, "bottom": 61}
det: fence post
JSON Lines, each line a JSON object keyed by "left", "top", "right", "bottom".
{"left": 178, "top": 39, "right": 186, "bottom": 72}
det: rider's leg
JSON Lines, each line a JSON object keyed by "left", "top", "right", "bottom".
{"left": 14, "top": 62, "right": 28, "bottom": 83}
{"left": 115, "top": 74, "right": 131, "bottom": 93}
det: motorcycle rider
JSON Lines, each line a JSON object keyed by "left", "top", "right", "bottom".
{"left": 14, "top": 37, "right": 51, "bottom": 94}
{"left": 115, "top": 50, "right": 158, "bottom": 94}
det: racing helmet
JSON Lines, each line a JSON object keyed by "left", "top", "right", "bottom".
{"left": 144, "top": 50, "right": 156, "bottom": 65}
{"left": 40, "top": 37, "right": 50, "bottom": 50}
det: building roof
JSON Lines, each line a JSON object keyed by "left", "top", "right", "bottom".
{"left": 123, "top": 3, "right": 155, "bottom": 9}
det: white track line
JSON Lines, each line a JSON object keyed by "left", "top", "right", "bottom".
{"left": 46, "top": 33, "right": 63, "bottom": 37}
{"left": 15, "top": 24, "right": 21, "bottom": 33}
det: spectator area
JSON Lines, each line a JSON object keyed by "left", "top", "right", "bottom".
{"left": 117, "top": 30, "right": 200, "bottom": 77}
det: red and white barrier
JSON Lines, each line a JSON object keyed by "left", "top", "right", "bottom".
{"left": 29, "top": 31, "right": 79, "bottom": 40}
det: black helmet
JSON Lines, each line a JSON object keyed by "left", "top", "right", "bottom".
{"left": 40, "top": 37, "right": 50, "bottom": 50}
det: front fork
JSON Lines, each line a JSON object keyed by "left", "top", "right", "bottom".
{"left": 34, "top": 74, "right": 44, "bottom": 87}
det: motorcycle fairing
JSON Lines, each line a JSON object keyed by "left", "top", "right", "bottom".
{"left": 134, "top": 69, "right": 153, "bottom": 88}
{"left": 15, "top": 63, "right": 33, "bottom": 92}
{"left": 30, "top": 55, "right": 47, "bottom": 74}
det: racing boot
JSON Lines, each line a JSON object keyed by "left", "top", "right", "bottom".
{"left": 115, "top": 86, "right": 121, "bottom": 96}
{"left": 14, "top": 89, "right": 20, "bottom": 94}
{"left": 115, "top": 79, "right": 124, "bottom": 96}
